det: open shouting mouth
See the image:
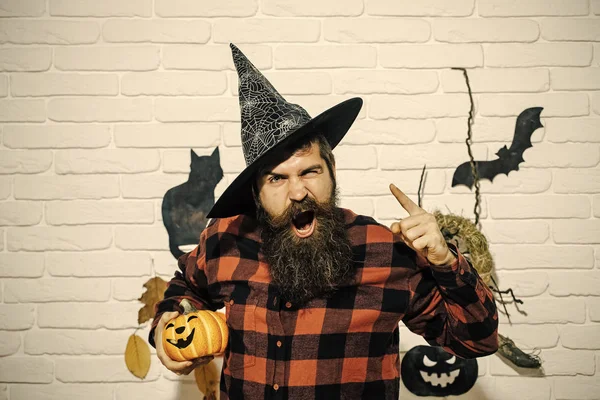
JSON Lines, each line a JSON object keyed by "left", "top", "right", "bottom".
{"left": 166, "top": 328, "right": 195, "bottom": 349}
{"left": 291, "top": 210, "right": 316, "bottom": 238}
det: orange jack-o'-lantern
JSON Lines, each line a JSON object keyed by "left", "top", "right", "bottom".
{"left": 162, "top": 299, "right": 228, "bottom": 362}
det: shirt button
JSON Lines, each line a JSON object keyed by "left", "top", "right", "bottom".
{"left": 273, "top": 384, "right": 279, "bottom": 391}
{"left": 229, "top": 299, "right": 235, "bottom": 305}
{"left": 276, "top": 340, "right": 282, "bottom": 348}
{"left": 285, "top": 302, "right": 292, "bottom": 308}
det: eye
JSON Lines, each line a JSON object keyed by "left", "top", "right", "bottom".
{"left": 166, "top": 323, "right": 174, "bottom": 329}
{"left": 423, "top": 355, "right": 437, "bottom": 367}
{"left": 269, "top": 175, "right": 282, "bottom": 183}
{"left": 303, "top": 170, "right": 318, "bottom": 177}
{"left": 187, "top": 316, "right": 198, "bottom": 322}
{"left": 446, "top": 355, "right": 456, "bottom": 365}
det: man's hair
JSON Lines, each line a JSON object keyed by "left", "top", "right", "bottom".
{"left": 252, "top": 132, "right": 336, "bottom": 198}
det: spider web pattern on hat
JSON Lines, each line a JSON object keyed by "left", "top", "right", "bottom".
{"left": 231, "top": 45, "right": 313, "bottom": 166}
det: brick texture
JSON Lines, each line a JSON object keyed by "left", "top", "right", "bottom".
{"left": 0, "top": 357, "right": 53, "bottom": 383}
{"left": 334, "top": 70, "right": 438, "bottom": 94}
{"left": 4, "top": 279, "right": 111, "bottom": 303}
{"left": 541, "top": 19, "right": 600, "bottom": 41}
{"left": 275, "top": 45, "right": 377, "bottom": 69}
{"left": 441, "top": 68, "right": 549, "bottom": 93}
{"left": 0, "top": 2, "right": 598, "bottom": 397}
{"left": 163, "top": 44, "right": 272, "bottom": 71}
{"left": 50, "top": 0, "right": 152, "bottom": 17}
{"left": 0, "top": 0, "right": 45, "bottom": 17}
{"left": 213, "top": 19, "right": 320, "bottom": 44}
{"left": 46, "top": 252, "right": 152, "bottom": 277}
{"left": 14, "top": 176, "right": 120, "bottom": 200}
{"left": 324, "top": 18, "right": 430, "bottom": 43}
{"left": 485, "top": 43, "right": 592, "bottom": 67}
{"left": 55, "top": 46, "right": 160, "bottom": 71}
{"left": 380, "top": 44, "right": 482, "bottom": 68}
{"left": 123, "top": 71, "right": 227, "bottom": 96}
{"left": 0, "top": 48, "right": 51, "bottom": 72}
{"left": 11, "top": 73, "right": 119, "bottom": 97}
{"left": 434, "top": 18, "right": 539, "bottom": 43}
{"left": 103, "top": 19, "right": 211, "bottom": 44}
{"left": 114, "top": 123, "right": 220, "bottom": 148}
{"left": 0, "top": 254, "right": 44, "bottom": 278}
{"left": 0, "top": 20, "right": 100, "bottom": 45}
{"left": 263, "top": 0, "right": 363, "bottom": 16}
{"left": 3, "top": 125, "right": 111, "bottom": 149}
{"left": 54, "top": 149, "right": 160, "bottom": 174}
{"left": 25, "top": 329, "right": 145, "bottom": 355}
{"left": 366, "top": 0, "right": 475, "bottom": 16}
{"left": 10, "top": 384, "right": 113, "bottom": 400}
{"left": 7, "top": 227, "right": 113, "bottom": 251}
{"left": 155, "top": 0, "right": 257, "bottom": 17}
{"left": 0, "top": 332, "right": 20, "bottom": 357}
{"left": 478, "top": 0, "right": 588, "bottom": 16}
{"left": 48, "top": 98, "right": 152, "bottom": 122}
{"left": 491, "top": 244, "right": 594, "bottom": 270}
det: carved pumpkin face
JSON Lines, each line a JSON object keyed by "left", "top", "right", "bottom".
{"left": 401, "top": 346, "right": 478, "bottom": 397}
{"left": 162, "top": 309, "right": 228, "bottom": 362}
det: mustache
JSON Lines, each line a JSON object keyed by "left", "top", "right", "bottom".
{"left": 261, "top": 195, "right": 333, "bottom": 231}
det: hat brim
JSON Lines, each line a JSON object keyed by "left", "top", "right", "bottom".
{"left": 207, "top": 97, "right": 363, "bottom": 218}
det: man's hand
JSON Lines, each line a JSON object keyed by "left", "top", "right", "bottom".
{"left": 389, "top": 183, "right": 456, "bottom": 266}
{"left": 155, "top": 311, "right": 214, "bottom": 375}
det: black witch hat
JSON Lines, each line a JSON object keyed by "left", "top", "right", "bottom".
{"left": 207, "top": 44, "right": 362, "bottom": 218}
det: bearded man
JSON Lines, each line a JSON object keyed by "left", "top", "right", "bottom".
{"left": 150, "top": 44, "right": 498, "bottom": 400}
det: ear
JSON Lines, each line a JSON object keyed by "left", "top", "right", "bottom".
{"left": 191, "top": 149, "right": 199, "bottom": 160}
{"left": 211, "top": 147, "right": 220, "bottom": 161}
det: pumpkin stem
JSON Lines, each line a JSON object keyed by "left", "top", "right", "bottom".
{"left": 180, "top": 298, "right": 198, "bottom": 314}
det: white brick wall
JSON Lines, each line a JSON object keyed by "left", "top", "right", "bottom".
{"left": 0, "top": 1, "right": 598, "bottom": 399}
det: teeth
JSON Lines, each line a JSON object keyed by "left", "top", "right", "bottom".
{"left": 419, "top": 369, "right": 460, "bottom": 387}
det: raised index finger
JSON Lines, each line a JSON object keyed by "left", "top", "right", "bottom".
{"left": 389, "top": 183, "right": 422, "bottom": 215}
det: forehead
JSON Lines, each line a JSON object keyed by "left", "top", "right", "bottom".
{"left": 263, "top": 141, "right": 323, "bottom": 174}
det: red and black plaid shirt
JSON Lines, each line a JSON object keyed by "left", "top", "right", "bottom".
{"left": 151, "top": 209, "right": 498, "bottom": 399}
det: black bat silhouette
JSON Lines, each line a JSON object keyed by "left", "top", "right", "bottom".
{"left": 452, "top": 107, "right": 543, "bottom": 189}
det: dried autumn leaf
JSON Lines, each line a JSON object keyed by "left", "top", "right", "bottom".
{"left": 195, "top": 360, "right": 220, "bottom": 399}
{"left": 138, "top": 276, "right": 168, "bottom": 324}
{"left": 125, "top": 334, "right": 151, "bottom": 379}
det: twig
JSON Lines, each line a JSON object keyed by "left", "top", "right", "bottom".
{"left": 452, "top": 67, "right": 481, "bottom": 228}
{"left": 418, "top": 165, "right": 426, "bottom": 208}
{"left": 490, "top": 275, "right": 510, "bottom": 322}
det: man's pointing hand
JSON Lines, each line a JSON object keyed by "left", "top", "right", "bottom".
{"left": 389, "top": 183, "right": 456, "bottom": 266}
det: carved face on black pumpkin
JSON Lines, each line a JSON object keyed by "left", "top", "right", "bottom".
{"left": 401, "top": 346, "right": 478, "bottom": 397}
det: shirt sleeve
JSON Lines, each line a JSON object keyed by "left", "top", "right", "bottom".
{"left": 148, "top": 229, "right": 220, "bottom": 348}
{"left": 402, "top": 242, "right": 499, "bottom": 358}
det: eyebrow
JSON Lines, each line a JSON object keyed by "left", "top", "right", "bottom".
{"left": 263, "top": 164, "right": 323, "bottom": 178}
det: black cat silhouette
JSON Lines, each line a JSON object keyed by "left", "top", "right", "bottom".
{"left": 162, "top": 147, "right": 223, "bottom": 259}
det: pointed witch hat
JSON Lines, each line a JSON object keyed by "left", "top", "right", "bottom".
{"left": 207, "top": 44, "right": 363, "bottom": 218}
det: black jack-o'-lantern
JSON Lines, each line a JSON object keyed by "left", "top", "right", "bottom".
{"left": 401, "top": 346, "right": 478, "bottom": 397}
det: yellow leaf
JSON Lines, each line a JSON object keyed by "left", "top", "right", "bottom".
{"left": 125, "top": 334, "right": 151, "bottom": 379}
{"left": 195, "top": 360, "right": 220, "bottom": 399}
{"left": 138, "top": 276, "right": 168, "bottom": 324}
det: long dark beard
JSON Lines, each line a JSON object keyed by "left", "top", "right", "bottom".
{"left": 257, "top": 188, "right": 354, "bottom": 306}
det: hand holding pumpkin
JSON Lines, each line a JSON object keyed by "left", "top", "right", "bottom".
{"left": 156, "top": 299, "right": 229, "bottom": 376}
{"left": 155, "top": 310, "right": 214, "bottom": 375}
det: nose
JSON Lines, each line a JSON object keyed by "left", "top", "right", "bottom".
{"left": 288, "top": 176, "right": 307, "bottom": 202}
{"left": 175, "top": 326, "right": 185, "bottom": 334}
